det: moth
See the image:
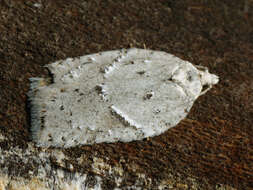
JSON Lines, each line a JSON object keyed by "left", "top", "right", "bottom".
{"left": 28, "top": 48, "right": 219, "bottom": 148}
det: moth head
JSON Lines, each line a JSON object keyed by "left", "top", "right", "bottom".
{"left": 197, "top": 66, "right": 219, "bottom": 95}
{"left": 171, "top": 63, "right": 219, "bottom": 98}
{"left": 199, "top": 69, "right": 219, "bottom": 87}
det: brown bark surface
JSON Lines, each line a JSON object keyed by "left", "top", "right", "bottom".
{"left": 0, "top": 0, "right": 252, "bottom": 189}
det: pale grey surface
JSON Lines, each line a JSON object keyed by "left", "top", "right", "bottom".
{"left": 28, "top": 48, "right": 218, "bottom": 148}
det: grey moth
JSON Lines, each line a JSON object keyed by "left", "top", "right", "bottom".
{"left": 28, "top": 48, "right": 219, "bottom": 148}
